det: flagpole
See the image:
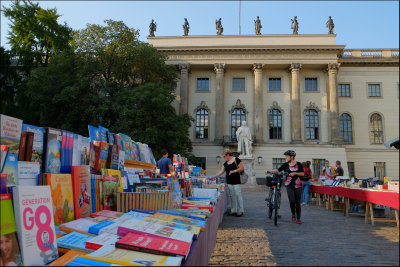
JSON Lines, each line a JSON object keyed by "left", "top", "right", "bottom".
{"left": 239, "top": 0, "right": 241, "bottom": 35}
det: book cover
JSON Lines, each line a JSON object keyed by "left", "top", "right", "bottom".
{"left": 90, "top": 210, "right": 124, "bottom": 220}
{"left": 12, "top": 186, "right": 58, "bottom": 265}
{"left": 46, "top": 173, "right": 75, "bottom": 225}
{"left": 90, "top": 174, "right": 96, "bottom": 213}
{"left": 1, "top": 145, "right": 8, "bottom": 173}
{"left": 1, "top": 153, "right": 18, "bottom": 186}
{"left": 113, "top": 134, "right": 122, "bottom": 152}
{"left": 43, "top": 127, "right": 62, "bottom": 173}
{"left": 120, "top": 171, "right": 129, "bottom": 192}
{"left": 80, "top": 137, "right": 90, "bottom": 166}
{"left": 117, "top": 218, "right": 194, "bottom": 243}
{"left": 25, "top": 132, "right": 34, "bottom": 161}
{"left": 118, "top": 134, "right": 131, "bottom": 160}
{"left": 72, "top": 166, "right": 92, "bottom": 219}
{"left": 118, "top": 150, "right": 125, "bottom": 172}
{"left": 88, "top": 220, "right": 114, "bottom": 235}
{"left": 56, "top": 232, "right": 95, "bottom": 253}
{"left": 116, "top": 232, "right": 191, "bottom": 259}
{"left": 94, "top": 141, "right": 109, "bottom": 174}
{"left": 102, "top": 175, "right": 119, "bottom": 211}
{"left": 88, "top": 126, "right": 101, "bottom": 143}
{"left": 18, "top": 131, "right": 27, "bottom": 161}
{"left": 58, "top": 218, "right": 98, "bottom": 236}
{"left": 1, "top": 193, "right": 23, "bottom": 266}
{"left": 60, "top": 131, "right": 74, "bottom": 173}
{"left": 142, "top": 217, "right": 200, "bottom": 239}
{"left": 81, "top": 244, "right": 183, "bottom": 266}
{"left": 21, "top": 124, "right": 45, "bottom": 164}
{"left": 0, "top": 114, "right": 23, "bottom": 155}
{"left": 151, "top": 212, "right": 206, "bottom": 229}
{"left": 181, "top": 205, "right": 213, "bottom": 212}
{"left": 71, "top": 134, "right": 81, "bottom": 167}
{"left": 0, "top": 174, "right": 7, "bottom": 194}
{"left": 135, "top": 142, "right": 143, "bottom": 162}
{"left": 106, "top": 131, "right": 114, "bottom": 145}
{"left": 48, "top": 249, "right": 88, "bottom": 266}
{"left": 110, "top": 144, "right": 119, "bottom": 170}
{"left": 18, "top": 161, "right": 41, "bottom": 186}
{"left": 98, "top": 126, "right": 108, "bottom": 143}
{"left": 102, "top": 169, "right": 123, "bottom": 193}
{"left": 85, "top": 233, "right": 120, "bottom": 251}
{"left": 89, "top": 142, "right": 100, "bottom": 174}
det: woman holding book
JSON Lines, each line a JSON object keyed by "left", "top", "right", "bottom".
{"left": 209, "top": 149, "right": 245, "bottom": 217}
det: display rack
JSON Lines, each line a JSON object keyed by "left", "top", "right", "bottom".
{"left": 125, "top": 159, "right": 156, "bottom": 170}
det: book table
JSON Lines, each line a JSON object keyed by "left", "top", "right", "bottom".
{"left": 310, "top": 185, "right": 399, "bottom": 227}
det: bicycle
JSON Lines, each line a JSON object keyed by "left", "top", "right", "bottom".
{"left": 265, "top": 171, "right": 287, "bottom": 226}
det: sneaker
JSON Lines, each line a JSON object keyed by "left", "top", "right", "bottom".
{"left": 301, "top": 202, "right": 305, "bottom": 206}
{"left": 292, "top": 215, "right": 296, "bottom": 221}
{"left": 297, "top": 219, "right": 303, "bottom": 224}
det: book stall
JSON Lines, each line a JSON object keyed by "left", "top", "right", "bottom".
{"left": 0, "top": 114, "right": 228, "bottom": 266}
{"left": 309, "top": 175, "right": 399, "bottom": 227}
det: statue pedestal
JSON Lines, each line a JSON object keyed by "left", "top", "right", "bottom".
{"left": 238, "top": 156, "right": 256, "bottom": 187}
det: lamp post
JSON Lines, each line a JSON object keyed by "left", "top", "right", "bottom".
{"left": 258, "top": 156, "right": 263, "bottom": 165}
{"left": 216, "top": 156, "right": 221, "bottom": 164}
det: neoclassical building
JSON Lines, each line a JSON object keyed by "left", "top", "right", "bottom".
{"left": 148, "top": 34, "right": 399, "bottom": 184}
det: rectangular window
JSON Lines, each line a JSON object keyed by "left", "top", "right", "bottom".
{"left": 373, "top": 162, "right": 386, "bottom": 180}
{"left": 338, "top": 84, "right": 351, "bottom": 97}
{"left": 312, "top": 159, "right": 325, "bottom": 177}
{"left": 232, "top": 78, "right": 245, "bottom": 91}
{"left": 368, "top": 84, "right": 381, "bottom": 97}
{"left": 197, "top": 78, "right": 209, "bottom": 91}
{"left": 194, "top": 157, "right": 206, "bottom": 171}
{"left": 269, "top": 78, "right": 281, "bottom": 91}
{"left": 272, "top": 158, "right": 286, "bottom": 169}
{"left": 347, "top": 162, "right": 355, "bottom": 178}
{"left": 305, "top": 78, "right": 318, "bottom": 91}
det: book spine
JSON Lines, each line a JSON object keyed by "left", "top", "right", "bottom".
{"left": 18, "top": 131, "right": 27, "bottom": 161}
{"left": 25, "top": 132, "right": 34, "bottom": 161}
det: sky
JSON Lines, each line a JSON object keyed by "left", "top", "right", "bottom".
{"left": 1, "top": 1, "right": 399, "bottom": 49}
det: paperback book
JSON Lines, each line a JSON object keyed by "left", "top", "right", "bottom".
{"left": 21, "top": 124, "right": 45, "bottom": 164}
{"left": 102, "top": 175, "right": 119, "bottom": 211}
{"left": 0, "top": 114, "right": 23, "bottom": 155}
{"left": 85, "top": 233, "right": 121, "bottom": 250}
{"left": 18, "top": 161, "right": 41, "bottom": 186}
{"left": 2, "top": 153, "right": 18, "bottom": 186}
{"left": 48, "top": 249, "right": 88, "bottom": 266}
{"left": 43, "top": 127, "right": 62, "bottom": 173}
{"left": 72, "top": 166, "right": 92, "bottom": 219}
{"left": 60, "top": 131, "right": 74, "bottom": 173}
{"left": 58, "top": 218, "right": 98, "bottom": 236}
{"left": 56, "top": 232, "right": 95, "bottom": 253}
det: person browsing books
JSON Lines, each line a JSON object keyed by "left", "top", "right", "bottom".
{"left": 265, "top": 150, "right": 305, "bottom": 224}
{"left": 321, "top": 160, "right": 335, "bottom": 180}
{"left": 209, "top": 149, "right": 245, "bottom": 217}
{"left": 157, "top": 149, "right": 173, "bottom": 175}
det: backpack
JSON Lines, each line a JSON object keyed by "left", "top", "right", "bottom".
{"left": 302, "top": 167, "right": 310, "bottom": 181}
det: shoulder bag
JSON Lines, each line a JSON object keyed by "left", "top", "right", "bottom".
{"left": 234, "top": 158, "right": 248, "bottom": 184}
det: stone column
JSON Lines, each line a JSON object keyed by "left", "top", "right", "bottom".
{"left": 214, "top": 63, "right": 225, "bottom": 142}
{"left": 252, "top": 63, "right": 264, "bottom": 143}
{"left": 179, "top": 63, "right": 190, "bottom": 115}
{"left": 328, "top": 63, "right": 341, "bottom": 143}
{"left": 289, "top": 63, "right": 302, "bottom": 143}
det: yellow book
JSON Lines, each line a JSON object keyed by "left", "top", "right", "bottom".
{"left": 151, "top": 212, "right": 206, "bottom": 231}
{"left": 142, "top": 217, "right": 201, "bottom": 239}
{"left": 102, "top": 169, "right": 123, "bottom": 193}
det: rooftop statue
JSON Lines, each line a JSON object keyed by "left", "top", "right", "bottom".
{"left": 183, "top": 18, "right": 190, "bottom": 36}
{"left": 149, "top": 19, "right": 157, "bottom": 37}
{"left": 254, "top": 16, "right": 262, "bottom": 35}
{"left": 216, "top": 18, "right": 223, "bottom": 35}
{"left": 291, "top": 16, "right": 299, "bottom": 35}
{"left": 326, "top": 16, "right": 334, "bottom": 34}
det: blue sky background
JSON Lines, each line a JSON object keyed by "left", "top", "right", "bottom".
{"left": 1, "top": 1, "right": 399, "bottom": 49}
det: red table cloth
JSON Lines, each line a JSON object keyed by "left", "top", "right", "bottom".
{"left": 310, "top": 185, "right": 399, "bottom": 210}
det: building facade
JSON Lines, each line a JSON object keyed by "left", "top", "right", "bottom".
{"left": 148, "top": 35, "right": 399, "bottom": 183}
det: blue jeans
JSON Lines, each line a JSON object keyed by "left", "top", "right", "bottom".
{"left": 301, "top": 181, "right": 311, "bottom": 204}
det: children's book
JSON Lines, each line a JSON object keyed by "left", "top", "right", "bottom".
{"left": 120, "top": 171, "right": 129, "bottom": 192}
{"left": 102, "top": 169, "right": 123, "bottom": 193}
{"left": 56, "top": 232, "right": 95, "bottom": 253}
{"left": 89, "top": 142, "right": 100, "bottom": 174}
{"left": 85, "top": 233, "right": 121, "bottom": 250}
{"left": 60, "top": 131, "right": 74, "bottom": 173}
{"left": 118, "top": 134, "right": 131, "bottom": 160}
{"left": 0, "top": 114, "right": 23, "bottom": 155}
{"left": 18, "top": 161, "right": 40, "bottom": 186}
{"left": 22, "top": 124, "right": 45, "bottom": 164}
{"left": 12, "top": 185, "right": 58, "bottom": 265}
{"left": 72, "top": 166, "right": 92, "bottom": 219}
{"left": 118, "top": 150, "right": 125, "bottom": 172}
{"left": 45, "top": 173, "right": 75, "bottom": 225}
{"left": 150, "top": 212, "right": 206, "bottom": 229}
{"left": 88, "top": 125, "right": 101, "bottom": 143}
{"left": 81, "top": 244, "right": 183, "bottom": 266}
{"left": 156, "top": 210, "right": 207, "bottom": 221}
{"left": 80, "top": 137, "right": 90, "bottom": 165}
{"left": 116, "top": 232, "right": 191, "bottom": 259}
{"left": 142, "top": 217, "right": 200, "bottom": 239}
{"left": 102, "top": 175, "right": 119, "bottom": 211}
{"left": 1, "top": 193, "right": 23, "bottom": 266}
{"left": 94, "top": 141, "right": 109, "bottom": 174}
{"left": 48, "top": 249, "right": 88, "bottom": 266}
{"left": 98, "top": 126, "right": 109, "bottom": 142}
{"left": 43, "top": 127, "right": 62, "bottom": 173}
{"left": 1, "top": 153, "right": 18, "bottom": 186}
{"left": 58, "top": 218, "right": 98, "bottom": 236}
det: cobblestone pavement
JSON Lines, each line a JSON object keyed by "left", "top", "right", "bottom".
{"left": 209, "top": 187, "right": 399, "bottom": 266}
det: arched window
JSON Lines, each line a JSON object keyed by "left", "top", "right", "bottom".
{"left": 340, "top": 113, "right": 353, "bottom": 144}
{"left": 269, "top": 109, "right": 282, "bottom": 139}
{"left": 305, "top": 109, "right": 319, "bottom": 140}
{"left": 231, "top": 108, "right": 246, "bottom": 140}
{"left": 195, "top": 109, "right": 209, "bottom": 139}
{"left": 370, "top": 113, "right": 383, "bottom": 144}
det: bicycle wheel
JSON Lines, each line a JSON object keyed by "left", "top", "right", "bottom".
{"left": 274, "top": 191, "right": 280, "bottom": 226}
{"left": 268, "top": 205, "right": 273, "bottom": 219}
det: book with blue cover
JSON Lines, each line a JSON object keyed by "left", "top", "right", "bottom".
{"left": 61, "top": 131, "right": 74, "bottom": 173}
{"left": 98, "top": 126, "right": 108, "bottom": 143}
{"left": 18, "top": 161, "right": 41, "bottom": 186}
{"left": 80, "top": 137, "right": 91, "bottom": 165}
{"left": 88, "top": 220, "right": 115, "bottom": 235}
{"left": 56, "top": 232, "right": 95, "bottom": 253}
{"left": 1, "top": 153, "right": 18, "bottom": 186}
{"left": 72, "top": 134, "right": 82, "bottom": 167}
{"left": 88, "top": 126, "right": 101, "bottom": 143}
{"left": 43, "top": 127, "right": 62, "bottom": 173}
{"left": 22, "top": 123, "right": 45, "bottom": 164}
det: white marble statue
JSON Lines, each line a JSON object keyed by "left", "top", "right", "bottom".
{"left": 236, "top": 121, "right": 253, "bottom": 157}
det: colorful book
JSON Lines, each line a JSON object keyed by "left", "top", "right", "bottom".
{"left": 18, "top": 131, "right": 27, "bottom": 161}
{"left": 181, "top": 204, "right": 214, "bottom": 213}
{"left": 116, "top": 232, "right": 191, "bottom": 259}
{"left": 117, "top": 218, "right": 194, "bottom": 243}
{"left": 90, "top": 174, "right": 96, "bottom": 213}
{"left": 88, "top": 220, "right": 115, "bottom": 235}
{"left": 102, "top": 175, "right": 119, "bottom": 211}
{"left": 43, "top": 127, "right": 62, "bottom": 173}
{"left": 85, "top": 233, "right": 121, "bottom": 250}
{"left": 94, "top": 141, "right": 109, "bottom": 174}
{"left": 48, "top": 249, "right": 88, "bottom": 266}
{"left": 90, "top": 210, "right": 124, "bottom": 220}
{"left": 57, "top": 232, "right": 95, "bottom": 253}
{"left": 81, "top": 244, "right": 183, "bottom": 266}
{"left": 89, "top": 142, "right": 100, "bottom": 174}
{"left": 0, "top": 114, "right": 23, "bottom": 155}
{"left": 72, "top": 166, "right": 92, "bottom": 219}
{"left": 151, "top": 212, "right": 206, "bottom": 229}
{"left": 58, "top": 218, "right": 98, "bottom": 236}
{"left": 0, "top": 173, "right": 7, "bottom": 193}
{"left": 45, "top": 173, "right": 75, "bottom": 225}
{"left": 1, "top": 193, "right": 23, "bottom": 266}
{"left": 120, "top": 171, "right": 129, "bottom": 192}
{"left": 80, "top": 137, "right": 90, "bottom": 165}
{"left": 25, "top": 131, "right": 34, "bottom": 161}
{"left": 22, "top": 124, "right": 45, "bottom": 164}
{"left": 98, "top": 126, "right": 109, "bottom": 143}
{"left": 72, "top": 134, "right": 82, "bottom": 166}
{"left": 18, "top": 161, "right": 40, "bottom": 186}
{"left": 102, "top": 169, "right": 123, "bottom": 193}
{"left": 157, "top": 210, "right": 207, "bottom": 220}
{"left": 1, "top": 153, "right": 18, "bottom": 186}
{"left": 60, "top": 131, "right": 74, "bottom": 173}
{"left": 1, "top": 144, "right": 8, "bottom": 172}
{"left": 12, "top": 185, "right": 58, "bottom": 265}
{"left": 142, "top": 217, "right": 200, "bottom": 239}
{"left": 88, "top": 125, "right": 101, "bottom": 143}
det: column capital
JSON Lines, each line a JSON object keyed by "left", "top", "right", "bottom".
{"left": 327, "top": 63, "right": 340, "bottom": 73}
{"left": 252, "top": 63, "right": 264, "bottom": 72}
{"left": 289, "top": 63, "right": 302, "bottom": 72}
{"left": 214, "top": 63, "right": 225, "bottom": 74}
{"left": 179, "top": 63, "right": 190, "bottom": 72}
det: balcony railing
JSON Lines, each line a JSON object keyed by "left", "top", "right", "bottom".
{"left": 342, "top": 49, "right": 399, "bottom": 59}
